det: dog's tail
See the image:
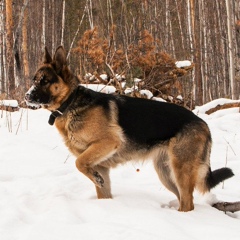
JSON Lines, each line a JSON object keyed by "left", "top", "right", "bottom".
{"left": 206, "top": 167, "right": 234, "bottom": 190}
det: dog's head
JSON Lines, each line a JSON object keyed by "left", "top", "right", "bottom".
{"left": 25, "top": 46, "right": 75, "bottom": 111}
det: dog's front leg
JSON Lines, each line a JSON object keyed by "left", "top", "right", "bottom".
{"left": 93, "top": 165, "right": 112, "bottom": 199}
{"left": 75, "top": 138, "right": 120, "bottom": 190}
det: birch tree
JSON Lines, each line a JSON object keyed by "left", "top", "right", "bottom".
{"left": 226, "top": 0, "right": 237, "bottom": 99}
{"left": 0, "top": 1, "right": 6, "bottom": 94}
{"left": 51, "top": 0, "right": 55, "bottom": 51}
{"left": 187, "top": 0, "right": 196, "bottom": 103}
{"left": 61, "top": 0, "right": 66, "bottom": 46}
{"left": 87, "top": 0, "right": 94, "bottom": 29}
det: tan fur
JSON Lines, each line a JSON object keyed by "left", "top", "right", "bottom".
{"left": 46, "top": 78, "right": 69, "bottom": 111}
{"left": 55, "top": 100, "right": 124, "bottom": 189}
{"left": 165, "top": 122, "right": 211, "bottom": 211}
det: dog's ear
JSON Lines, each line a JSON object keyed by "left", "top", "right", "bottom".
{"left": 53, "top": 46, "right": 66, "bottom": 74}
{"left": 43, "top": 47, "right": 52, "bottom": 64}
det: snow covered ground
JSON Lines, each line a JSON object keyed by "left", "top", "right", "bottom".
{"left": 0, "top": 98, "right": 240, "bottom": 240}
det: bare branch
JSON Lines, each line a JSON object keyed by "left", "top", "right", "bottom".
{"left": 213, "top": 202, "right": 240, "bottom": 213}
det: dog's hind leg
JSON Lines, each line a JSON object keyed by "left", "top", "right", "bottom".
{"left": 153, "top": 149, "right": 180, "bottom": 200}
{"left": 168, "top": 123, "right": 211, "bottom": 212}
{"left": 168, "top": 138, "right": 198, "bottom": 212}
{"left": 171, "top": 160, "right": 195, "bottom": 212}
{"left": 93, "top": 165, "right": 112, "bottom": 199}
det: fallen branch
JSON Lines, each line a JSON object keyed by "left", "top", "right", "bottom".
{"left": 213, "top": 201, "right": 240, "bottom": 213}
{"left": 206, "top": 102, "right": 240, "bottom": 115}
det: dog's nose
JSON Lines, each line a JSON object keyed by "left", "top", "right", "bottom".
{"left": 25, "top": 86, "right": 35, "bottom": 102}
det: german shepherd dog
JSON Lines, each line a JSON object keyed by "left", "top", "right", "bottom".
{"left": 25, "top": 46, "right": 233, "bottom": 211}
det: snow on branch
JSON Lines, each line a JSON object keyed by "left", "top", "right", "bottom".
{"left": 175, "top": 60, "right": 192, "bottom": 68}
{"left": 0, "top": 100, "right": 19, "bottom": 111}
{"left": 0, "top": 100, "right": 18, "bottom": 107}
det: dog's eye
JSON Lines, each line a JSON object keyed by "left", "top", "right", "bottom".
{"left": 40, "top": 76, "right": 49, "bottom": 86}
{"left": 32, "top": 76, "right": 37, "bottom": 83}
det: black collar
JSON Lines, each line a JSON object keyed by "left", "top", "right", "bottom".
{"left": 48, "top": 87, "right": 79, "bottom": 125}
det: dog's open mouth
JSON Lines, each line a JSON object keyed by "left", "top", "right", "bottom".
{"left": 24, "top": 95, "right": 42, "bottom": 108}
{"left": 25, "top": 97, "right": 51, "bottom": 108}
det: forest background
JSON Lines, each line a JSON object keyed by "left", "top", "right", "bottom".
{"left": 0, "top": 0, "right": 240, "bottom": 108}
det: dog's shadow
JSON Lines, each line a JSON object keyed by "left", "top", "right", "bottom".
{"left": 161, "top": 199, "right": 179, "bottom": 210}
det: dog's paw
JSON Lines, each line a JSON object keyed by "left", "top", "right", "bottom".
{"left": 93, "top": 171, "right": 104, "bottom": 187}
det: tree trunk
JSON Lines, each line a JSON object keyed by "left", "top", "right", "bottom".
{"left": 51, "top": 0, "right": 55, "bottom": 51}
{"left": 226, "top": 0, "right": 237, "bottom": 99}
{"left": 22, "top": 0, "right": 30, "bottom": 90}
{"left": 187, "top": 0, "right": 195, "bottom": 104}
{"left": 0, "top": 2, "right": 6, "bottom": 94}
{"left": 13, "top": 0, "right": 29, "bottom": 92}
{"left": 194, "top": 0, "right": 203, "bottom": 106}
{"left": 5, "top": 0, "right": 15, "bottom": 97}
{"left": 215, "top": 0, "right": 227, "bottom": 98}
{"left": 42, "top": 0, "right": 46, "bottom": 49}
{"left": 165, "top": 0, "right": 170, "bottom": 49}
{"left": 201, "top": 0, "right": 209, "bottom": 102}
{"left": 61, "top": 0, "right": 66, "bottom": 46}
{"left": 87, "top": 0, "right": 94, "bottom": 29}
{"left": 174, "top": 0, "right": 185, "bottom": 54}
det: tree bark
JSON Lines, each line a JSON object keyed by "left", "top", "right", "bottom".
{"left": 205, "top": 102, "right": 240, "bottom": 115}
{"left": 5, "top": 0, "right": 15, "bottom": 97}
{"left": 22, "top": 0, "right": 30, "bottom": 90}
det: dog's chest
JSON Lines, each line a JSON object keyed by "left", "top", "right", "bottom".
{"left": 54, "top": 107, "right": 113, "bottom": 156}
{"left": 54, "top": 115, "right": 89, "bottom": 156}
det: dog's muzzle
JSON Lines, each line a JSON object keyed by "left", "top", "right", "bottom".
{"left": 25, "top": 86, "right": 36, "bottom": 102}
{"left": 25, "top": 85, "right": 50, "bottom": 106}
